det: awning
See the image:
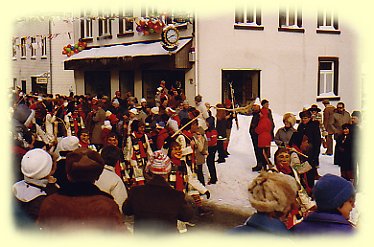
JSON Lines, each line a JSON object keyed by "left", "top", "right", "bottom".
{"left": 64, "top": 38, "right": 192, "bottom": 70}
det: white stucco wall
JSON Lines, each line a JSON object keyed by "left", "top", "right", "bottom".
{"left": 195, "top": 10, "right": 359, "bottom": 114}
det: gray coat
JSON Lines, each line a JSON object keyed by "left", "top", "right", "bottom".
{"left": 274, "top": 126, "right": 296, "bottom": 147}
{"left": 91, "top": 108, "right": 106, "bottom": 144}
{"left": 328, "top": 110, "right": 351, "bottom": 138}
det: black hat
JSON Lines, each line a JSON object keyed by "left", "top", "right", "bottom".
{"left": 299, "top": 110, "right": 312, "bottom": 119}
{"left": 308, "top": 104, "right": 321, "bottom": 112}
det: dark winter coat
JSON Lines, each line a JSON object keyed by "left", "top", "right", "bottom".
{"left": 297, "top": 120, "right": 321, "bottom": 166}
{"left": 37, "top": 182, "right": 124, "bottom": 230}
{"left": 249, "top": 111, "right": 260, "bottom": 136}
{"left": 122, "top": 175, "right": 193, "bottom": 233}
{"left": 230, "top": 213, "right": 289, "bottom": 234}
{"left": 336, "top": 133, "right": 353, "bottom": 171}
{"left": 290, "top": 211, "right": 354, "bottom": 234}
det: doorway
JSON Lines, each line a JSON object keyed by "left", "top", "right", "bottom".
{"left": 84, "top": 71, "right": 111, "bottom": 98}
{"left": 221, "top": 69, "right": 260, "bottom": 106}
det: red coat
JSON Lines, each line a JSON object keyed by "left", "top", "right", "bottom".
{"left": 255, "top": 108, "right": 273, "bottom": 148}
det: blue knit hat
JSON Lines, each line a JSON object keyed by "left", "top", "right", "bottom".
{"left": 312, "top": 174, "right": 355, "bottom": 210}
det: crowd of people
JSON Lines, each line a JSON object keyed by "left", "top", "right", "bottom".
{"left": 10, "top": 79, "right": 361, "bottom": 235}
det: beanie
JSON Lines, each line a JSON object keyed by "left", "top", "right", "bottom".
{"left": 65, "top": 147, "right": 105, "bottom": 182}
{"left": 146, "top": 150, "right": 172, "bottom": 175}
{"left": 59, "top": 136, "right": 80, "bottom": 152}
{"left": 21, "top": 148, "right": 52, "bottom": 179}
{"left": 312, "top": 174, "right": 355, "bottom": 210}
{"left": 248, "top": 172, "right": 298, "bottom": 215}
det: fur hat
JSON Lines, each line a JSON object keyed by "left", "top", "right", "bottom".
{"left": 313, "top": 174, "right": 355, "bottom": 211}
{"left": 65, "top": 147, "right": 105, "bottom": 182}
{"left": 21, "top": 148, "right": 52, "bottom": 179}
{"left": 283, "top": 112, "right": 296, "bottom": 126}
{"left": 146, "top": 150, "right": 172, "bottom": 175}
{"left": 58, "top": 136, "right": 80, "bottom": 152}
{"left": 248, "top": 172, "right": 298, "bottom": 215}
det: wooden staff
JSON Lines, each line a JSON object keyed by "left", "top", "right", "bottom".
{"left": 170, "top": 114, "right": 201, "bottom": 138}
{"left": 287, "top": 147, "right": 309, "bottom": 158}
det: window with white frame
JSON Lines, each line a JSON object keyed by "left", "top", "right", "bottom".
{"left": 318, "top": 58, "right": 339, "bottom": 97}
{"left": 98, "top": 11, "right": 113, "bottom": 37}
{"left": 141, "top": 6, "right": 190, "bottom": 25}
{"left": 30, "top": 37, "right": 36, "bottom": 58}
{"left": 20, "top": 37, "right": 26, "bottom": 58}
{"left": 80, "top": 11, "right": 93, "bottom": 40}
{"left": 41, "top": 36, "right": 47, "bottom": 57}
{"left": 235, "top": 4, "right": 262, "bottom": 26}
{"left": 279, "top": 6, "right": 303, "bottom": 29}
{"left": 317, "top": 10, "right": 339, "bottom": 32}
{"left": 118, "top": 8, "right": 134, "bottom": 35}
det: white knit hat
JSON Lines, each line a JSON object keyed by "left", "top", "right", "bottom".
{"left": 59, "top": 136, "right": 80, "bottom": 152}
{"left": 146, "top": 150, "right": 172, "bottom": 175}
{"left": 129, "top": 108, "right": 138, "bottom": 115}
{"left": 151, "top": 106, "right": 159, "bottom": 115}
{"left": 21, "top": 148, "right": 52, "bottom": 179}
{"left": 141, "top": 98, "right": 147, "bottom": 103}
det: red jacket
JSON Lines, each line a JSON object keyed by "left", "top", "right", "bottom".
{"left": 255, "top": 108, "right": 273, "bottom": 148}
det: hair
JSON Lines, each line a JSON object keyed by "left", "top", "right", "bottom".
{"left": 168, "top": 141, "right": 182, "bottom": 157}
{"left": 106, "top": 132, "right": 118, "bottom": 140}
{"left": 283, "top": 112, "right": 296, "bottom": 126}
{"left": 130, "top": 119, "right": 145, "bottom": 132}
{"left": 261, "top": 99, "right": 269, "bottom": 106}
{"left": 337, "top": 102, "right": 345, "bottom": 108}
{"left": 194, "top": 95, "right": 202, "bottom": 103}
{"left": 351, "top": 110, "right": 361, "bottom": 118}
{"left": 100, "top": 145, "right": 121, "bottom": 167}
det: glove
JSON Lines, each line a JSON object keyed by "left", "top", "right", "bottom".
{"left": 205, "top": 191, "right": 210, "bottom": 199}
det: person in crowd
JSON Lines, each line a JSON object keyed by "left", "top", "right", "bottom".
{"left": 124, "top": 119, "right": 153, "bottom": 186}
{"left": 91, "top": 101, "right": 107, "bottom": 150}
{"left": 224, "top": 99, "right": 235, "bottom": 155}
{"left": 123, "top": 150, "right": 193, "bottom": 234}
{"left": 77, "top": 128, "right": 97, "bottom": 151}
{"left": 350, "top": 110, "right": 361, "bottom": 186}
{"left": 13, "top": 148, "right": 58, "bottom": 226}
{"left": 322, "top": 99, "right": 335, "bottom": 155}
{"left": 215, "top": 103, "right": 228, "bottom": 164}
{"left": 335, "top": 124, "right": 355, "bottom": 182}
{"left": 193, "top": 126, "right": 208, "bottom": 186}
{"left": 274, "top": 113, "right": 297, "bottom": 148}
{"left": 231, "top": 172, "right": 298, "bottom": 234}
{"left": 194, "top": 95, "right": 209, "bottom": 131}
{"left": 155, "top": 121, "right": 169, "bottom": 151}
{"left": 53, "top": 136, "right": 80, "bottom": 189}
{"left": 291, "top": 174, "right": 356, "bottom": 233}
{"left": 127, "top": 108, "right": 139, "bottom": 135}
{"left": 249, "top": 103, "right": 263, "bottom": 172}
{"left": 255, "top": 99, "right": 274, "bottom": 170}
{"left": 178, "top": 100, "right": 190, "bottom": 122}
{"left": 165, "top": 107, "right": 180, "bottom": 133}
{"left": 328, "top": 102, "right": 351, "bottom": 165}
{"left": 37, "top": 148, "right": 124, "bottom": 231}
{"left": 296, "top": 110, "right": 321, "bottom": 181}
{"left": 205, "top": 116, "right": 218, "bottom": 184}
{"left": 95, "top": 145, "right": 128, "bottom": 213}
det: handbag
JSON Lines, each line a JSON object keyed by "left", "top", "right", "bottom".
{"left": 291, "top": 167, "right": 316, "bottom": 214}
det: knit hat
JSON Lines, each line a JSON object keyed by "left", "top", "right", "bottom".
{"left": 146, "top": 150, "right": 172, "bottom": 175}
{"left": 248, "top": 172, "right": 298, "bottom": 215}
{"left": 141, "top": 98, "right": 147, "bottom": 103}
{"left": 112, "top": 98, "right": 119, "bottom": 105}
{"left": 166, "top": 107, "right": 176, "bottom": 114}
{"left": 65, "top": 147, "right": 105, "bottom": 182}
{"left": 21, "top": 148, "right": 52, "bottom": 179}
{"left": 312, "top": 174, "right": 355, "bottom": 211}
{"left": 58, "top": 136, "right": 80, "bottom": 152}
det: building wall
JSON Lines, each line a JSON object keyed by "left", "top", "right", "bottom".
{"left": 196, "top": 10, "right": 359, "bottom": 114}
{"left": 12, "top": 18, "right": 75, "bottom": 95}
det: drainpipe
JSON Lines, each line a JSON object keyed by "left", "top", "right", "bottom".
{"left": 193, "top": 11, "right": 199, "bottom": 96}
{"left": 48, "top": 18, "right": 53, "bottom": 94}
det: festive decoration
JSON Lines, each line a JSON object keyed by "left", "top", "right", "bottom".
{"left": 62, "top": 41, "right": 87, "bottom": 57}
{"left": 135, "top": 17, "right": 165, "bottom": 36}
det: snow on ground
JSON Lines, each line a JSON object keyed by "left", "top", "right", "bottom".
{"left": 203, "top": 113, "right": 340, "bottom": 216}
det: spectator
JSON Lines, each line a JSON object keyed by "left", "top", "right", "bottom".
{"left": 291, "top": 174, "right": 356, "bottom": 233}
{"left": 274, "top": 113, "right": 297, "bottom": 148}
{"left": 322, "top": 99, "right": 335, "bottom": 155}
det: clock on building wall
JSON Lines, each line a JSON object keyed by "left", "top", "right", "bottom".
{"left": 161, "top": 25, "right": 180, "bottom": 51}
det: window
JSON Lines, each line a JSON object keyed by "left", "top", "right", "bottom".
{"left": 279, "top": 6, "right": 304, "bottom": 32}
{"left": 118, "top": 8, "right": 134, "bottom": 37}
{"left": 12, "top": 38, "right": 17, "bottom": 59}
{"left": 41, "top": 36, "right": 47, "bottom": 57}
{"left": 317, "top": 10, "right": 340, "bottom": 34}
{"left": 318, "top": 57, "right": 339, "bottom": 97}
{"left": 234, "top": 4, "right": 262, "bottom": 30}
{"left": 30, "top": 37, "right": 36, "bottom": 58}
{"left": 20, "top": 37, "right": 26, "bottom": 58}
{"left": 80, "top": 11, "right": 93, "bottom": 41}
{"left": 98, "top": 11, "right": 113, "bottom": 38}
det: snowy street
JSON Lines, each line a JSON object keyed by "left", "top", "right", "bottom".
{"left": 200, "top": 113, "right": 341, "bottom": 223}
